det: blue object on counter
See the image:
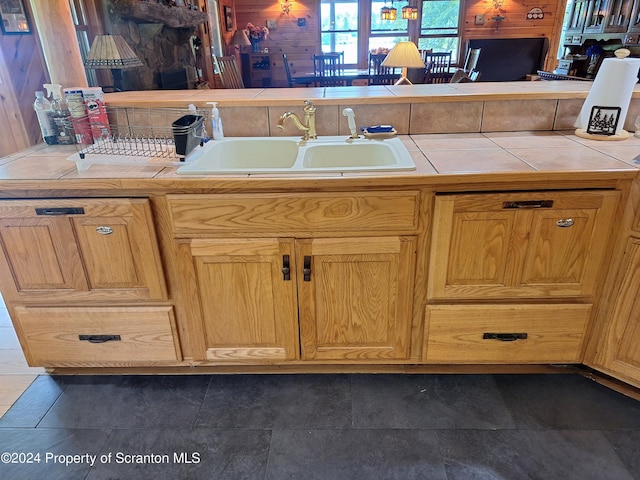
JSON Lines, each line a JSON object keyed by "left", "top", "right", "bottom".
{"left": 361, "top": 125, "right": 394, "bottom": 133}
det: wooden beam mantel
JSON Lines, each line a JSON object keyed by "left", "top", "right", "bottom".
{"left": 113, "top": 0, "right": 208, "bottom": 29}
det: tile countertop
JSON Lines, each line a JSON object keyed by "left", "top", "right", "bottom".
{"left": 0, "top": 132, "right": 637, "bottom": 192}
{"left": 103, "top": 81, "right": 640, "bottom": 107}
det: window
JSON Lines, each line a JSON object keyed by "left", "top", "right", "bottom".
{"left": 321, "top": 0, "right": 461, "bottom": 66}
{"left": 418, "top": 0, "right": 461, "bottom": 59}
{"left": 320, "top": 0, "right": 359, "bottom": 64}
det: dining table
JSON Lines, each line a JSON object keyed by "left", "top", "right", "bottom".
{"left": 291, "top": 69, "right": 383, "bottom": 87}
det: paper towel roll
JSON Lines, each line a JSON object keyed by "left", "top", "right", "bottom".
{"left": 575, "top": 56, "right": 640, "bottom": 135}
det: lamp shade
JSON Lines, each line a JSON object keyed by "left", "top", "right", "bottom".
{"left": 381, "top": 42, "right": 425, "bottom": 69}
{"left": 231, "top": 29, "right": 251, "bottom": 46}
{"left": 84, "top": 34, "right": 143, "bottom": 69}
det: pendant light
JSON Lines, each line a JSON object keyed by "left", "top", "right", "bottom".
{"left": 381, "top": 0, "right": 397, "bottom": 20}
{"left": 402, "top": 4, "right": 418, "bottom": 20}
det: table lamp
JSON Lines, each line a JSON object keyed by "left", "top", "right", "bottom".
{"left": 84, "top": 34, "right": 144, "bottom": 91}
{"left": 231, "top": 29, "right": 251, "bottom": 50}
{"left": 381, "top": 41, "right": 425, "bottom": 85}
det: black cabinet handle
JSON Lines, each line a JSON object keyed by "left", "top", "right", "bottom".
{"left": 482, "top": 332, "right": 528, "bottom": 342}
{"left": 303, "top": 256, "right": 311, "bottom": 281}
{"left": 502, "top": 200, "right": 553, "bottom": 209}
{"left": 78, "top": 335, "right": 121, "bottom": 343}
{"left": 36, "top": 207, "right": 85, "bottom": 216}
{"left": 282, "top": 255, "right": 291, "bottom": 281}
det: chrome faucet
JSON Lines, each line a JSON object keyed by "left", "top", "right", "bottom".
{"left": 278, "top": 100, "right": 317, "bottom": 140}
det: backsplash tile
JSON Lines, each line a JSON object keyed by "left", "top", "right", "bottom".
{"left": 410, "top": 101, "right": 483, "bottom": 134}
{"left": 482, "top": 99, "right": 556, "bottom": 132}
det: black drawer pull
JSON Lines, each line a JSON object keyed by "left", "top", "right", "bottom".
{"left": 303, "top": 256, "right": 312, "bottom": 282}
{"left": 36, "top": 207, "right": 85, "bottom": 216}
{"left": 482, "top": 332, "right": 528, "bottom": 342}
{"left": 78, "top": 334, "right": 121, "bottom": 343}
{"left": 282, "top": 255, "right": 291, "bottom": 281}
{"left": 502, "top": 200, "right": 553, "bottom": 209}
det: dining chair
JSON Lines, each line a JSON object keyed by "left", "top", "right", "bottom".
{"left": 313, "top": 53, "right": 345, "bottom": 87}
{"left": 282, "top": 53, "right": 295, "bottom": 88}
{"left": 367, "top": 52, "right": 399, "bottom": 85}
{"left": 463, "top": 48, "right": 481, "bottom": 73}
{"left": 424, "top": 51, "right": 453, "bottom": 84}
{"left": 213, "top": 55, "right": 244, "bottom": 89}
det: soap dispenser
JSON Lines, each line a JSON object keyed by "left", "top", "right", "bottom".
{"left": 208, "top": 102, "right": 224, "bottom": 140}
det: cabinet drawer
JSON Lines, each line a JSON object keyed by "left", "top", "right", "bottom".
{"left": 15, "top": 306, "right": 181, "bottom": 366}
{"left": 424, "top": 304, "right": 591, "bottom": 363}
{"left": 167, "top": 192, "right": 420, "bottom": 235}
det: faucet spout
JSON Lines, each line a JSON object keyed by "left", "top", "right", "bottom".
{"left": 277, "top": 100, "right": 318, "bottom": 141}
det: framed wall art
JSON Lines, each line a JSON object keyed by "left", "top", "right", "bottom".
{"left": 0, "top": 0, "right": 30, "bottom": 34}
{"left": 224, "top": 5, "right": 233, "bottom": 32}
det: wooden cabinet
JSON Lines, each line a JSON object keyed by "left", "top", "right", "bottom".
{"left": 297, "top": 236, "right": 416, "bottom": 361}
{"left": 425, "top": 304, "right": 591, "bottom": 364}
{"left": 180, "top": 235, "right": 416, "bottom": 363}
{"left": 592, "top": 237, "right": 640, "bottom": 388}
{"left": 0, "top": 198, "right": 178, "bottom": 367}
{"left": 14, "top": 305, "right": 180, "bottom": 366}
{"left": 240, "top": 53, "right": 273, "bottom": 88}
{"left": 181, "top": 238, "right": 300, "bottom": 362}
{"left": 428, "top": 190, "right": 619, "bottom": 300}
{"left": 169, "top": 192, "right": 420, "bottom": 363}
{"left": 0, "top": 199, "right": 166, "bottom": 302}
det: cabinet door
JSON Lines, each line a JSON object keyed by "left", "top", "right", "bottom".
{"left": 428, "top": 191, "right": 619, "bottom": 299}
{"left": 584, "top": 0, "right": 608, "bottom": 33}
{"left": 186, "top": 238, "right": 299, "bottom": 362}
{"left": 629, "top": 0, "right": 640, "bottom": 32}
{"left": 591, "top": 237, "right": 640, "bottom": 388}
{"left": 565, "top": 0, "right": 590, "bottom": 33}
{"left": 603, "top": 0, "right": 633, "bottom": 32}
{"left": 0, "top": 199, "right": 166, "bottom": 301}
{"left": 297, "top": 236, "right": 416, "bottom": 361}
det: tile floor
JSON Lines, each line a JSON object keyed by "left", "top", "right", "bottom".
{"left": 0, "top": 372, "right": 639, "bottom": 479}
{"left": 0, "top": 300, "right": 44, "bottom": 418}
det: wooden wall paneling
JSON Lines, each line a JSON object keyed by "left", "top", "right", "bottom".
{"left": 234, "top": 0, "right": 319, "bottom": 86}
{"left": 460, "top": 0, "right": 566, "bottom": 72}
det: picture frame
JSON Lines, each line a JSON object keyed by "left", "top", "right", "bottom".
{"left": 0, "top": 0, "right": 30, "bottom": 34}
{"left": 586, "top": 106, "right": 621, "bottom": 136}
{"left": 224, "top": 5, "right": 233, "bottom": 32}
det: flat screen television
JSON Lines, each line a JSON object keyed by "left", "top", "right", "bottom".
{"left": 467, "top": 38, "right": 549, "bottom": 82}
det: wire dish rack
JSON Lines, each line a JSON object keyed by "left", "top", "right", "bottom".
{"left": 67, "top": 107, "right": 209, "bottom": 171}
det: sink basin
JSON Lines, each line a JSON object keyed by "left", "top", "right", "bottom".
{"left": 177, "top": 136, "right": 415, "bottom": 175}
{"left": 303, "top": 142, "right": 399, "bottom": 169}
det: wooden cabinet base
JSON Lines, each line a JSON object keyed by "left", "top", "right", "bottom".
{"left": 14, "top": 305, "right": 181, "bottom": 367}
{"left": 424, "top": 304, "right": 591, "bottom": 364}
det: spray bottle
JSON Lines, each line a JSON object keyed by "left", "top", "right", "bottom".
{"left": 207, "top": 102, "right": 224, "bottom": 140}
{"left": 33, "top": 91, "right": 57, "bottom": 145}
{"left": 44, "top": 83, "right": 74, "bottom": 144}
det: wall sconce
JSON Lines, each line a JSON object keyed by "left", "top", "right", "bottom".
{"left": 491, "top": 0, "right": 505, "bottom": 29}
{"left": 280, "top": 0, "right": 294, "bottom": 15}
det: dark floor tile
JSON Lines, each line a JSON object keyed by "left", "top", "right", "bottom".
{"left": 0, "top": 428, "right": 109, "bottom": 480}
{"left": 267, "top": 429, "right": 447, "bottom": 480}
{"left": 0, "top": 375, "right": 66, "bottom": 428}
{"left": 438, "top": 429, "right": 635, "bottom": 480}
{"left": 86, "top": 428, "right": 271, "bottom": 480}
{"left": 351, "top": 374, "right": 515, "bottom": 429}
{"left": 38, "top": 375, "right": 210, "bottom": 429}
{"left": 603, "top": 430, "right": 640, "bottom": 479}
{"left": 494, "top": 374, "right": 640, "bottom": 429}
{"left": 195, "top": 374, "right": 352, "bottom": 429}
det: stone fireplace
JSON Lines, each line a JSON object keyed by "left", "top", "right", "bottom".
{"left": 106, "top": 0, "right": 209, "bottom": 90}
